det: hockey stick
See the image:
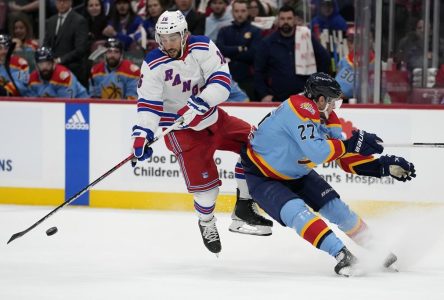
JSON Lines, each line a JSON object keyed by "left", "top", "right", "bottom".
{"left": 88, "top": 45, "right": 108, "bottom": 61}
{"left": 7, "top": 118, "right": 183, "bottom": 244}
{"left": 4, "top": 41, "right": 20, "bottom": 96}
{"left": 383, "top": 143, "right": 444, "bottom": 148}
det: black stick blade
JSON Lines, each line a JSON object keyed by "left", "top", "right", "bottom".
{"left": 7, "top": 231, "right": 26, "bottom": 244}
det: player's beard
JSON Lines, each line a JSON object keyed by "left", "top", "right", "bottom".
{"left": 106, "top": 57, "right": 120, "bottom": 69}
{"left": 40, "top": 69, "right": 53, "bottom": 81}
{"left": 166, "top": 48, "right": 180, "bottom": 59}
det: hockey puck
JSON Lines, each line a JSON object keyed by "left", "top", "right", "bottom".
{"left": 46, "top": 227, "right": 58, "bottom": 236}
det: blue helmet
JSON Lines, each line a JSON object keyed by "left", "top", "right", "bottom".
{"left": 35, "top": 47, "right": 54, "bottom": 63}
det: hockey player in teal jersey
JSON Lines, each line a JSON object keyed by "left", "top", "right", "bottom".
{"left": 27, "top": 47, "right": 88, "bottom": 98}
{"left": 0, "top": 34, "right": 29, "bottom": 96}
{"left": 241, "top": 72, "right": 416, "bottom": 276}
{"left": 89, "top": 38, "right": 140, "bottom": 100}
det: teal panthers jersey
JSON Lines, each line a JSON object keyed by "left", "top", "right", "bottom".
{"left": 247, "top": 95, "right": 346, "bottom": 180}
{"left": 335, "top": 57, "right": 354, "bottom": 98}
{"left": 27, "top": 64, "right": 88, "bottom": 98}
{"left": 89, "top": 59, "right": 140, "bottom": 100}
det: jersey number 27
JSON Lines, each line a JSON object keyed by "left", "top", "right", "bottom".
{"left": 298, "top": 124, "right": 315, "bottom": 140}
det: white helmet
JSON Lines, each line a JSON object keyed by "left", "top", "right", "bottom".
{"left": 155, "top": 10, "right": 188, "bottom": 54}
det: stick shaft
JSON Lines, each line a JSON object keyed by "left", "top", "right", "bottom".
{"left": 383, "top": 143, "right": 444, "bottom": 148}
{"left": 7, "top": 120, "right": 182, "bottom": 244}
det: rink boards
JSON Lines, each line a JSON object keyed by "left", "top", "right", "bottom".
{"left": 1, "top": 99, "right": 443, "bottom": 214}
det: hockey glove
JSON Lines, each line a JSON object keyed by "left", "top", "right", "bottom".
{"left": 343, "top": 130, "right": 384, "bottom": 156}
{"left": 131, "top": 125, "right": 154, "bottom": 167}
{"left": 177, "top": 95, "right": 210, "bottom": 127}
{"left": 380, "top": 155, "right": 416, "bottom": 182}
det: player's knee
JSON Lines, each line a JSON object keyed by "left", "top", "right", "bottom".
{"left": 280, "top": 198, "right": 308, "bottom": 228}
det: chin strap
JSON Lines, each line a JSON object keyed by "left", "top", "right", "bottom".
{"left": 318, "top": 101, "right": 332, "bottom": 120}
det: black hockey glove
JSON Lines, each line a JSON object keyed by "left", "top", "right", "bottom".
{"left": 343, "top": 130, "right": 384, "bottom": 156}
{"left": 380, "top": 155, "right": 416, "bottom": 182}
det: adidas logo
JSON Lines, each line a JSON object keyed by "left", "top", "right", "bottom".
{"left": 65, "top": 109, "right": 89, "bottom": 130}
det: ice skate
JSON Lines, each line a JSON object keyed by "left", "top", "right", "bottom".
{"left": 383, "top": 252, "right": 399, "bottom": 272}
{"left": 198, "top": 217, "right": 221, "bottom": 255}
{"left": 334, "top": 247, "right": 358, "bottom": 277}
{"left": 229, "top": 190, "right": 273, "bottom": 236}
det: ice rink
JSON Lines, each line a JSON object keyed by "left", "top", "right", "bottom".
{"left": 0, "top": 204, "right": 443, "bottom": 300}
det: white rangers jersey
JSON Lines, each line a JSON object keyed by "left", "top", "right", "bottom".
{"left": 136, "top": 35, "right": 232, "bottom": 132}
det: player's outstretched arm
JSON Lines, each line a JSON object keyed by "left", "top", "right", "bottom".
{"left": 337, "top": 153, "right": 416, "bottom": 182}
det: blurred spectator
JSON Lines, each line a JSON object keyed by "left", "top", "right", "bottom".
{"left": 103, "top": 0, "right": 143, "bottom": 50}
{"left": 134, "top": 0, "right": 147, "bottom": 17}
{"left": 310, "top": 0, "right": 347, "bottom": 34}
{"left": 396, "top": 18, "right": 444, "bottom": 72}
{"left": 247, "top": 0, "right": 268, "bottom": 20}
{"left": 282, "top": 0, "right": 309, "bottom": 18}
{"left": 0, "top": 34, "right": 29, "bottom": 96}
{"left": 8, "top": 12, "right": 38, "bottom": 52}
{"left": 334, "top": 27, "right": 376, "bottom": 99}
{"left": 217, "top": 0, "right": 261, "bottom": 100}
{"left": 173, "top": 0, "right": 205, "bottom": 35}
{"left": 26, "top": 46, "right": 88, "bottom": 98}
{"left": 142, "top": 0, "right": 165, "bottom": 40}
{"left": 254, "top": 5, "right": 330, "bottom": 102}
{"left": 43, "top": 0, "right": 89, "bottom": 87}
{"left": 83, "top": 0, "right": 108, "bottom": 43}
{"left": 89, "top": 38, "right": 140, "bottom": 99}
{"left": 336, "top": 0, "right": 353, "bottom": 22}
{"left": 205, "top": 0, "right": 232, "bottom": 42}
{"left": 7, "top": 1, "right": 39, "bottom": 35}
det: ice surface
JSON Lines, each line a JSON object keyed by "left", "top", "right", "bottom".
{"left": 0, "top": 204, "right": 443, "bottom": 300}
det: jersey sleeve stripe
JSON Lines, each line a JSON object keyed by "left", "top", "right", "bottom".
{"left": 49, "top": 78, "right": 72, "bottom": 87}
{"left": 137, "top": 98, "right": 163, "bottom": 116}
{"left": 207, "top": 71, "right": 231, "bottom": 91}
{"left": 246, "top": 144, "right": 292, "bottom": 180}
{"left": 324, "top": 139, "right": 346, "bottom": 162}
{"left": 337, "top": 153, "right": 375, "bottom": 174}
{"left": 138, "top": 98, "right": 162, "bottom": 105}
{"left": 327, "top": 123, "right": 342, "bottom": 128}
{"left": 137, "top": 98, "right": 163, "bottom": 114}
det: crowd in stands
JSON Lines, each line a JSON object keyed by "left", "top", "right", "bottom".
{"left": 0, "top": 0, "right": 442, "bottom": 102}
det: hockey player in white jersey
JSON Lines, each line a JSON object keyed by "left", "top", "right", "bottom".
{"left": 131, "top": 10, "right": 272, "bottom": 254}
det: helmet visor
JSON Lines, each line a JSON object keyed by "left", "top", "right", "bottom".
{"left": 158, "top": 33, "right": 182, "bottom": 45}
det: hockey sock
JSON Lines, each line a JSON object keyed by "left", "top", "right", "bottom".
{"left": 319, "top": 198, "right": 370, "bottom": 246}
{"left": 194, "top": 188, "right": 219, "bottom": 222}
{"left": 280, "top": 199, "right": 344, "bottom": 257}
{"left": 235, "top": 159, "right": 251, "bottom": 200}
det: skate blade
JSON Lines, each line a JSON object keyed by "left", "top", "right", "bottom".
{"left": 384, "top": 263, "right": 399, "bottom": 273}
{"left": 337, "top": 266, "right": 365, "bottom": 277}
{"left": 229, "top": 220, "right": 272, "bottom": 236}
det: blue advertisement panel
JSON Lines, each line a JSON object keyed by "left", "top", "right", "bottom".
{"left": 65, "top": 103, "right": 90, "bottom": 205}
